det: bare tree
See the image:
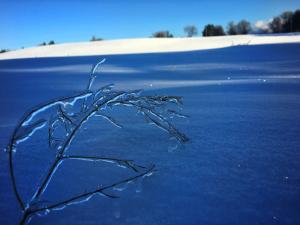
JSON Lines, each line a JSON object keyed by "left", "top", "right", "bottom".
{"left": 270, "top": 17, "right": 282, "bottom": 33}
{"left": 38, "top": 42, "right": 47, "bottom": 46}
{"left": 152, "top": 31, "right": 174, "bottom": 38}
{"left": 184, "top": 25, "right": 198, "bottom": 37}
{"left": 0, "top": 49, "right": 9, "bottom": 53}
{"left": 236, "top": 20, "right": 252, "bottom": 34}
{"left": 90, "top": 36, "right": 103, "bottom": 41}
{"left": 227, "top": 22, "right": 237, "bottom": 35}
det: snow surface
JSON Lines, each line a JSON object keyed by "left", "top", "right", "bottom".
{"left": 1, "top": 33, "right": 300, "bottom": 60}
{"left": 1, "top": 42, "right": 300, "bottom": 225}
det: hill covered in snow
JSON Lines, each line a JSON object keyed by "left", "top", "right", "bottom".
{"left": 0, "top": 33, "right": 300, "bottom": 60}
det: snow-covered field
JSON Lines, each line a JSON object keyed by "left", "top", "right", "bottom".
{"left": 0, "top": 36, "right": 300, "bottom": 225}
{"left": 1, "top": 33, "right": 300, "bottom": 60}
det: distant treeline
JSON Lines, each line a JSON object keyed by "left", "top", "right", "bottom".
{"left": 1, "top": 8, "right": 300, "bottom": 52}
{"left": 0, "top": 49, "right": 9, "bottom": 53}
{"left": 152, "top": 8, "right": 300, "bottom": 38}
{"left": 38, "top": 40, "right": 55, "bottom": 46}
{"left": 90, "top": 36, "right": 103, "bottom": 41}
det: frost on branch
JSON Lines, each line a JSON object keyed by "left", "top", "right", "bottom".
{"left": 7, "top": 59, "right": 189, "bottom": 225}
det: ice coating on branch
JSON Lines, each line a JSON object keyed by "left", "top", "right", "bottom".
{"left": 8, "top": 59, "right": 188, "bottom": 225}
{"left": 22, "top": 92, "right": 93, "bottom": 126}
{"left": 87, "top": 58, "right": 106, "bottom": 90}
{"left": 15, "top": 119, "right": 47, "bottom": 145}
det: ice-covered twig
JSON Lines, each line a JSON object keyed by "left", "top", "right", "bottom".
{"left": 7, "top": 59, "right": 188, "bottom": 225}
{"left": 87, "top": 58, "right": 106, "bottom": 91}
{"left": 106, "top": 97, "right": 189, "bottom": 143}
{"left": 95, "top": 113, "right": 123, "bottom": 128}
{"left": 61, "top": 155, "right": 146, "bottom": 173}
{"left": 7, "top": 91, "right": 93, "bottom": 211}
{"left": 19, "top": 165, "right": 155, "bottom": 225}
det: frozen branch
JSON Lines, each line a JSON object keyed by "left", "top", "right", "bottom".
{"left": 7, "top": 59, "right": 188, "bottom": 225}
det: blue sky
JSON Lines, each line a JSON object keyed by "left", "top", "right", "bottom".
{"left": 1, "top": 0, "right": 300, "bottom": 49}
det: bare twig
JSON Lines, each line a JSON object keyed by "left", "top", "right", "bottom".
{"left": 8, "top": 91, "right": 93, "bottom": 211}
{"left": 19, "top": 165, "right": 154, "bottom": 225}
{"left": 7, "top": 59, "right": 188, "bottom": 225}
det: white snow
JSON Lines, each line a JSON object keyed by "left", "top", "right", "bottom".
{"left": 0, "top": 33, "right": 300, "bottom": 60}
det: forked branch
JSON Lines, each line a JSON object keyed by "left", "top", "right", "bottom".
{"left": 7, "top": 59, "right": 188, "bottom": 225}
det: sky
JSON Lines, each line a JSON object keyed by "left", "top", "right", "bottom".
{"left": 0, "top": 0, "right": 300, "bottom": 49}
